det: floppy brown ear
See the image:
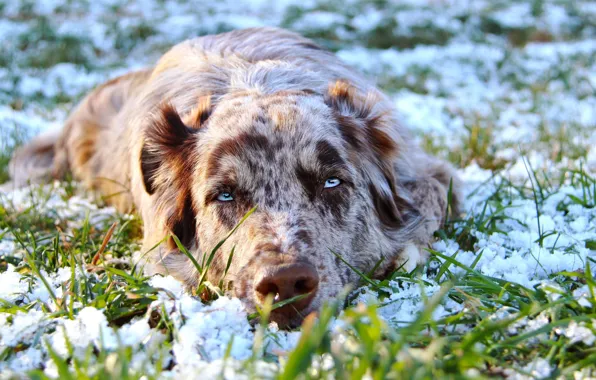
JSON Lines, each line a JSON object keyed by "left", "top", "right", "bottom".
{"left": 140, "top": 99, "right": 211, "bottom": 249}
{"left": 325, "top": 80, "right": 419, "bottom": 230}
{"left": 140, "top": 97, "right": 211, "bottom": 195}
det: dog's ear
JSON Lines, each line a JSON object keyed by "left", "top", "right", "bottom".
{"left": 140, "top": 97, "right": 211, "bottom": 195}
{"left": 185, "top": 95, "right": 213, "bottom": 129}
{"left": 139, "top": 97, "right": 212, "bottom": 250}
{"left": 325, "top": 80, "right": 419, "bottom": 230}
{"left": 324, "top": 80, "right": 398, "bottom": 160}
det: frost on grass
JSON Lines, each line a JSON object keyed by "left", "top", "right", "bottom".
{"left": 354, "top": 160, "right": 595, "bottom": 328}
{"left": 1, "top": 0, "right": 596, "bottom": 378}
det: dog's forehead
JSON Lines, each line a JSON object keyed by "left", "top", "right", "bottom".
{"left": 206, "top": 92, "right": 336, "bottom": 137}
{"left": 196, "top": 92, "right": 350, "bottom": 189}
{"left": 199, "top": 92, "right": 346, "bottom": 168}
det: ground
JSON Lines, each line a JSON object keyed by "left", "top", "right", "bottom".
{"left": 0, "top": 0, "right": 595, "bottom": 378}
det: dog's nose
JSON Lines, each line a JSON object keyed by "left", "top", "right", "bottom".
{"left": 254, "top": 263, "right": 319, "bottom": 312}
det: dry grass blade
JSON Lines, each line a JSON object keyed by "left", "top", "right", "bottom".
{"left": 91, "top": 221, "right": 118, "bottom": 266}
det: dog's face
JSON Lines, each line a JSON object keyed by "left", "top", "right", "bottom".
{"left": 140, "top": 82, "right": 420, "bottom": 327}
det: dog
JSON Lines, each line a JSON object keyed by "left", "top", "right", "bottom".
{"left": 5, "top": 27, "right": 461, "bottom": 327}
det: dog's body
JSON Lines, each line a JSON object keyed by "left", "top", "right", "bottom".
{"left": 6, "top": 28, "right": 460, "bottom": 326}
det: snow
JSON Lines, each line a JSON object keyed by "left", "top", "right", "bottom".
{"left": 395, "top": 9, "right": 463, "bottom": 35}
{"left": 0, "top": 309, "right": 50, "bottom": 349}
{"left": 18, "top": 64, "right": 106, "bottom": 98}
{"left": 0, "top": 266, "right": 29, "bottom": 303}
{"left": 173, "top": 297, "right": 253, "bottom": 363}
{"left": 292, "top": 12, "right": 346, "bottom": 31}
{"left": 150, "top": 274, "right": 185, "bottom": 299}
{"left": 491, "top": 4, "right": 534, "bottom": 29}
{"left": 0, "top": 347, "right": 44, "bottom": 373}
{"left": 1, "top": 182, "right": 119, "bottom": 230}
{"left": 1, "top": 0, "right": 595, "bottom": 377}
{"left": 506, "top": 357, "right": 554, "bottom": 379}
{"left": 50, "top": 307, "right": 154, "bottom": 358}
{"left": 555, "top": 320, "right": 596, "bottom": 346}
{"left": 574, "top": 285, "right": 595, "bottom": 308}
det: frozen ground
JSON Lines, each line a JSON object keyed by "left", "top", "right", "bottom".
{"left": 0, "top": 0, "right": 595, "bottom": 378}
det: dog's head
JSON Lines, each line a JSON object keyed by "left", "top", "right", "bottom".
{"left": 139, "top": 81, "right": 421, "bottom": 327}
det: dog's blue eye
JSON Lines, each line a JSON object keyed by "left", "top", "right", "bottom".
{"left": 217, "top": 192, "right": 234, "bottom": 202}
{"left": 324, "top": 177, "right": 341, "bottom": 188}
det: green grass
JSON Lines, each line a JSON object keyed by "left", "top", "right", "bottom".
{"left": 0, "top": 120, "right": 30, "bottom": 184}
{"left": 1, "top": 159, "right": 594, "bottom": 378}
{"left": 1, "top": 0, "right": 595, "bottom": 378}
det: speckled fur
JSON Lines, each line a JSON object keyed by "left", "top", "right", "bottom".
{"left": 8, "top": 27, "right": 461, "bottom": 327}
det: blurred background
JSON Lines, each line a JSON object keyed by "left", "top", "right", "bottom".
{"left": 1, "top": 0, "right": 595, "bottom": 183}
{"left": 1, "top": 2, "right": 596, "bottom": 377}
